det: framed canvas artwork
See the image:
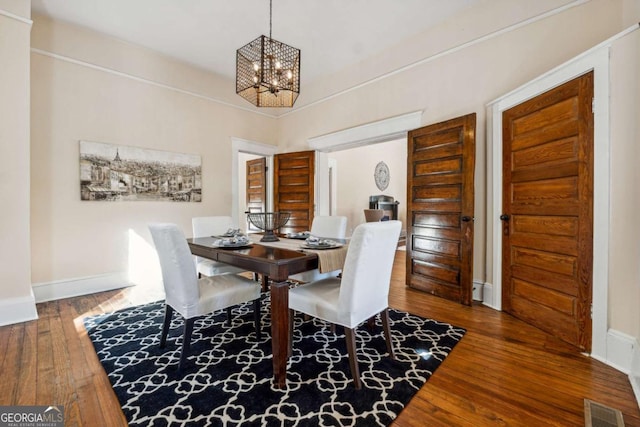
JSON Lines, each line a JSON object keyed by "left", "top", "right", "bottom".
{"left": 79, "top": 141, "right": 202, "bottom": 202}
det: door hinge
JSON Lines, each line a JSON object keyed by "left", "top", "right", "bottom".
{"left": 592, "top": 98, "right": 596, "bottom": 115}
{"left": 591, "top": 303, "right": 593, "bottom": 319}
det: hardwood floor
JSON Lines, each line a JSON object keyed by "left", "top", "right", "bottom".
{"left": 1, "top": 251, "right": 639, "bottom": 426}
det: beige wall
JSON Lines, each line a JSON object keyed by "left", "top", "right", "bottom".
{"left": 328, "top": 139, "right": 406, "bottom": 235}
{"left": 0, "top": 0, "right": 30, "bottom": 17}
{"left": 30, "top": 15, "right": 276, "bottom": 285}
{"left": 0, "top": 4, "right": 32, "bottom": 311}
{"left": 609, "top": 30, "right": 640, "bottom": 337}
{"left": 277, "top": 0, "right": 626, "bottom": 290}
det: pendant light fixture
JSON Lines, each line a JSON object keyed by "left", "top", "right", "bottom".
{"left": 236, "top": 0, "right": 301, "bottom": 107}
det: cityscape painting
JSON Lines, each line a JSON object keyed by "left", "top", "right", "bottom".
{"left": 80, "top": 141, "right": 202, "bottom": 202}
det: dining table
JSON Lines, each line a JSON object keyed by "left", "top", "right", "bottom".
{"left": 187, "top": 233, "right": 348, "bottom": 388}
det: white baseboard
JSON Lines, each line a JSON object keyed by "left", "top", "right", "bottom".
{"left": 631, "top": 338, "right": 640, "bottom": 409}
{"left": 32, "top": 272, "right": 133, "bottom": 303}
{"left": 481, "top": 281, "right": 499, "bottom": 310}
{"left": 598, "top": 329, "right": 636, "bottom": 374}
{"left": 0, "top": 290, "right": 38, "bottom": 326}
{"left": 472, "top": 280, "right": 484, "bottom": 301}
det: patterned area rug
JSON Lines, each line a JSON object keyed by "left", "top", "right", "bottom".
{"left": 85, "top": 298, "right": 465, "bottom": 426}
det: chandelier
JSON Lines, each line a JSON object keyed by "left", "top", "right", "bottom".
{"left": 236, "top": 0, "right": 301, "bottom": 107}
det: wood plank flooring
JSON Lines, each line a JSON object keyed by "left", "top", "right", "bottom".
{"left": 1, "top": 251, "right": 638, "bottom": 426}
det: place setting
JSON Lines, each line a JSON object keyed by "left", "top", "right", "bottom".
{"left": 285, "top": 230, "right": 311, "bottom": 240}
{"left": 211, "top": 230, "right": 253, "bottom": 249}
{"left": 300, "top": 235, "right": 343, "bottom": 250}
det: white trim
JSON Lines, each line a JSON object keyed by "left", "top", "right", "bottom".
{"left": 472, "top": 279, "right": 484, "bottom": 302}
{"left": 309, "top": 112, "right": 422, "bottom": 217}
{"left": 328, "top": 158, "right": 338, "bottom": 216}
{"left": 631, "top": 339, "right": 640, "bottom": 408}
{"left": 316, "top": 152, "right": 329, "bottom": 216}
{"left": 0, "top": 8, "right": 33, "bottom": 25}
{"left": 32, "top": 272, "right": 132, "bottom": 303}
{"left": 30, "top": 48, "right": 274, "bottom": 118}
{"left": 482, "top": 281, "right": 498, "bottom": 310}
{"left": 0, "top": 291, "right": 38, "bottom": 327}
{"left": 489, "top": 46, "right": 611, "bottom": 360}
{"left": 231, "top": 138, "right": 277, "bottom": 226}
{"left": 592, "top": 329, "right": 636, "bottom": 374}
{"left": 308, "top": 111, "right": 422, "bottom": 152}
{"left": 279, "top": 0, "right": 589, "bottom": 118}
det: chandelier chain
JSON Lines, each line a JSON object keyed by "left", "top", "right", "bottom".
{"left": 269, "top": 0, "right": 272, "bottom": 40}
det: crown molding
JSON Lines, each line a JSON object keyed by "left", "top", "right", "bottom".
{"left": 30, "top": 47, "right": 276, "bottom": 118}
{"left": 0, "top": 8, "right": 33, "bottom": 25}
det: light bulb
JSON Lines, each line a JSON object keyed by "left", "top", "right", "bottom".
{"left": 272, "top": 78, "right": 279, "bottom": 86}
{"left": 253, "top": 63, "right": 260, "bottom": 71}
{"left": 275, "top": 60, "right": 281, "bottom": 69}
{"left": 286, "top": 70, "right": 293, "bottom": 80}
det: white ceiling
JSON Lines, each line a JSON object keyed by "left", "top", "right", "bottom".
{"left": 31, "top": 0, "right": 480, "bottom": 86}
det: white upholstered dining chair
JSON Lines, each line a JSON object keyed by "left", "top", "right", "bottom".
{"left": 192, "top": 216, "right": 246, "bottom": 277}
{"left": 289, "top": 215, "right": 348, "bottom": 283}
{"left": 149, "top": 223, "right": 262, "bottom": 370}
{"left": 288, "top": 220, "right": 402, "bottom": 389}
{"left": 309, "top": 215, "right": 348, "bottom": 240}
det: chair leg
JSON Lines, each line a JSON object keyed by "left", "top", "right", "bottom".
{"left": 253, "top": 298, "right": 262, "bottom": 340}
{"left": 226, "top": 307, "right": 232, "bottom": 326}
{"left": 381, "top": 308, "right": 395, "bottom": 360}
{"left": 160, "top": 305, "right": 174, "bottom": 348}
{"left": 366, "top": 316, "right": 376, "bottom": 332}
{"left": 178, "top": 318, "right": 195, "bottom": 371}
{"left": 345, "top": 328, "right": 362, "bottom": 389}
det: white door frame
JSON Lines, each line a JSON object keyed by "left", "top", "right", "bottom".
{"left": 309, "top": 111, "right": 423, "bottom": 216}
{"left": 488, "top": 47, "right": 610, "bottom": 360}
{"left": 231, "top": 137, "right": 278, "bottom": 227}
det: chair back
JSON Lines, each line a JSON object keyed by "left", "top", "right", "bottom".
{"left": 310, "top": 215, "right": 348, "bottom": 239}
{"left": 364, "top": 209, "right": 384, "bottom": 222}
{"left": 192, "top": 216, "right": 234, "bottom": 238}
{"left": 337, "top": 220, "right": 402, "bottom": 326}
{"left": 149, "top": 223, "right": 199, "bottom": 314}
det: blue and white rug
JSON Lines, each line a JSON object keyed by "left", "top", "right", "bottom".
{"left": 85, "top": 298, "right": 465, "bottom": 426}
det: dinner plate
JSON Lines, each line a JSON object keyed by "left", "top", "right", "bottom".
{"left": 300, "top": 243, "right": 342, "bottom": 250}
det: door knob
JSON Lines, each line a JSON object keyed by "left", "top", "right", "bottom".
{"left": 461, "top": 216, "right": 473, "bottom": 222}
{"left": 500, "top": 214, "right": 510, "bottom": 221}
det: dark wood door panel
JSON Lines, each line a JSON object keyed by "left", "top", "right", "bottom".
{"left": 246, "top": 157, "right": 266, "bottom": 232}
{"left": 274, "top": 150, "right": 315, "bottom": 235}
{"left": 407, "top": 113, "right": 476, "bottom": 306}
{"left": 502, "top": 71, "right": 593, "bottom": 351}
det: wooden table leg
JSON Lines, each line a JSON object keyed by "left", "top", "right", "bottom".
{"left": 270, "top": 279, "right": 289, "bottom": 389}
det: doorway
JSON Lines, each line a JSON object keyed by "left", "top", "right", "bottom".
{"left": 231, "top": 138, "right": 277, "bottom": 229}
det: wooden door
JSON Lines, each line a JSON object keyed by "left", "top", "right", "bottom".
{"left": 407, "top": 113, "right": 476, "bottom": 305}
{"left": 274, "top": 151, "right": 315, "bottom": 235}
{"left": 502, "top": 72, "right": 593, "bottom": 351}
{"left": 246, "top": 157, "right": 266, "bottom": 232}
